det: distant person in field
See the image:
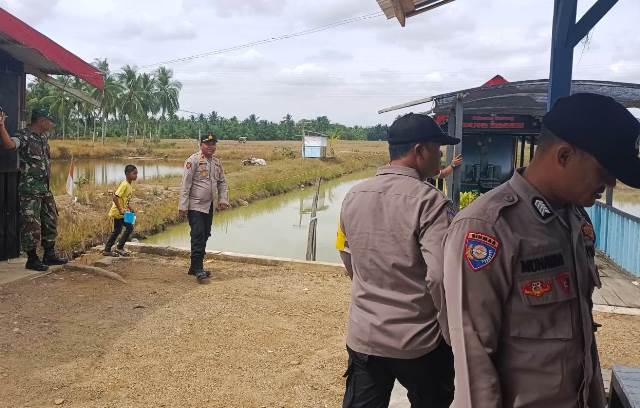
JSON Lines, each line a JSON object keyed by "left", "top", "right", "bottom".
{"left": 103, "top": 164, "right": 138, "bottom": 257}
{"left": 179, "top": 132, "right": 230, "bottom": 283}
{"left": 0, "top": 108, "right": 68, "bottom": 271}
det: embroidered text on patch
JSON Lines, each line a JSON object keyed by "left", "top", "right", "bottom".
{"left": 522, "top": 279, "right": 553, "bottom": 297}
{"left": 532, "top": 197, "right": 553, "bottom": 220}
{"left": 520, "top": 253, "right": 565, "bottom": 273}
{"left": 464, "top": 232, "right": 500, "bottom": 271}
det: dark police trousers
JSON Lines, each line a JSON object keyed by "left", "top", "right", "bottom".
{"left": 188, "top": 205, "right": 214, "bottom": 271}
{"left": 105, "top": 218, "right": 133, "bottom": 251}
{"left": 343, "top": 341, "right": 454, "bottom": 408}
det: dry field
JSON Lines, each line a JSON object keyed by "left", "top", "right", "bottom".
{"left": 0, "top": 253, "right": 638, "bottom": 407}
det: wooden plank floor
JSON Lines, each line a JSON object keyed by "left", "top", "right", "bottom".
{"left": 594, "top": 254, "right": 640, "bottom": 308}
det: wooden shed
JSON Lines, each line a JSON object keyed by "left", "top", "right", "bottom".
{"left": 301, "top": 131, "right": 328, "bottom": 159}
{"left": 0, "top": 8, "right": 103, "bottom": 260}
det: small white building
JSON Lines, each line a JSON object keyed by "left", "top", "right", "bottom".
{"left": 301, "top": 131, "right": 328, "bottom": 159}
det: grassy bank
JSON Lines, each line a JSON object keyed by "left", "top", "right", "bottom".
{"left": 53, "top": 140, "right": 387, "bottom": 257}
{"left": 49, "top": 138, "right": 385, "bottom": 161}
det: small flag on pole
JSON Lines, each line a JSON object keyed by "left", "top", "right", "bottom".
{"left": 66, "top": 157, "right": 75, "bottom": 197}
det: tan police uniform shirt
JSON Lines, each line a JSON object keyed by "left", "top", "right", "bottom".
{"left": 338, "top": 165, "right": 456, "bottom": 359}
{"left": 179, "top": 152, "right": 229, "bottom": 214}
{"left": 444, "top": 169, "right": 606, "bottom": 408}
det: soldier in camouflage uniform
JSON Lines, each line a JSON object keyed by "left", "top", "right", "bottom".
{"left": 0, "top": 108, "right": 68, "bottom": 271}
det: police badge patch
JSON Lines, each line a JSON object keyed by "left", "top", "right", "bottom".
{"left": 464, "top": 232, "right": 500, "bottom": 271}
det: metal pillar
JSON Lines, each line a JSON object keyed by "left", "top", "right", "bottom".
{"left": 450, "top": 94, "right": 464, "bottom": 209}
{"left": 547, "top": 0, "right": 618, "bottom": 111}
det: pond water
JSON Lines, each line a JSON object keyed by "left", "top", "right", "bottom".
{"left": 145, "top": 170, "right": 375, "bottom": 263}
{"left": 49, "top": 159, "right": 184, "bottom": 194}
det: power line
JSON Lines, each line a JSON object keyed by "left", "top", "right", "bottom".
{"left": 140, "top": 11, "right": 384, "bottom": 70}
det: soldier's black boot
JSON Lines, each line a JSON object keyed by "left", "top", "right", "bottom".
{"left": 25, "top": 250, "right": 49, "bottom": 272}
{"left": 43, "top": 247, "right": 68, "bottom": 266}
{"left": 187, "top": 267, "right": 211, "bottom": 277}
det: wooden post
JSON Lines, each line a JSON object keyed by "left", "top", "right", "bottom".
{"left": 306, "top": 177, "right": 322, "bottom": 261}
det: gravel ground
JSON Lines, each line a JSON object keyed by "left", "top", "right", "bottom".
{"left": 0, "top": 254, "right": 638, "bottom": 407}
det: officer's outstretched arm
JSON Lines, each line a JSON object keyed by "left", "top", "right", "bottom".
{"left": 178, "top": 158, "right": 195, "bottom": 211}
{"left": 444, "top": 218, "right": 511, "bottom": 408}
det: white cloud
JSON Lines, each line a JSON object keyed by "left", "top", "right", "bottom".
{"left": 1, "top": 0, "right": 639, "bottom": 125}
{"left": 277, "top": 63, "right": 342, "bottom": 86}
{"left": 0, "top": 0, "right": 60, "bottom": 24}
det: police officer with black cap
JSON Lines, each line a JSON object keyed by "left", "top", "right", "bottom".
{"left": 179, "top": 132, "right": 229, "bottom": 283}
{"left": 337, "top": 113, "right": 459, "bottom": 407}
{"left": 444, "top": 93, "right": 640, "bottom": 408}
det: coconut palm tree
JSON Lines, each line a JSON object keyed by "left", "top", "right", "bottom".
{"left": 154, "top": 66, "right": 182, "bottom": 139}
{"left": 92, "top": 59, "right": 123, "bottom": 144}
{"left": 139, "top": 72, "right": 159, "bottom": 141}
{"left": 118, "top": 65, "right": 145, "bottom": 143}
{"left": 41, "top": 76, "right": 73, "bottom": 139}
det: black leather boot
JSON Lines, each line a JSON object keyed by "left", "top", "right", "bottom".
{"left": 43, "top": 247, "right": 68, "bottom": 266}
{"left": 25, "top": 250, "right": 49, "bottom": 272}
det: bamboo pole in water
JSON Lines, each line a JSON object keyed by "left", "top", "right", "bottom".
{"left": 306, "top": 177, "right": 322, "bottom": 261}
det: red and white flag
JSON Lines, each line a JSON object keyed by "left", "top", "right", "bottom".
{"left": 65, "top": 158, "right": 75, "bottom": 197}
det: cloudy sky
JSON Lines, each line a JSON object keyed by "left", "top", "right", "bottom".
{"left": 2, "top": 0, "right": 639, "bottom": 125}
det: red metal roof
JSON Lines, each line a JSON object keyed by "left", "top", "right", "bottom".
{"left": 0, "top": 8, "right": 104, "bottom": 89}
{"left": 482, "top": 74, "right": 509, "bottom": 88}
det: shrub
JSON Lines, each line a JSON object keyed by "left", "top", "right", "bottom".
{"left": 460, "top": 191, "right": 480, "bottom": 210}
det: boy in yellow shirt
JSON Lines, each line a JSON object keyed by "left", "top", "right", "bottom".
{"left": 103, "top": 164, "right": 138, "bottom": 256}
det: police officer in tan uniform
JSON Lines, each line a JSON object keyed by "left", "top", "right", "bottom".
{"left": 179, "top": 132, "right": 230, "bottom": 283}
{"left": 337, "top": 113, "right": 459, "bottom": 408}
{"left": 444, "top": 93, "right": 640, "bottom": 408}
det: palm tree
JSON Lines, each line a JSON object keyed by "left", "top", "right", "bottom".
{"left": 118, "top": 65, "right": 144, "bottom": 143}
{"left": 41, "top": 76, "right": 73, "bottom": 139}
{"left": 154, "top": 66, "right": 182, "bottom": 139}
{"left": 139, "top": 72, "right": 159, "bottom": 141}
{"left": 92, "top": 59, "right": 123, "bottom": 144}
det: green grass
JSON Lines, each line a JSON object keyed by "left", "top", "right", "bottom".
{"left": 53, "top": 141, "right": 388, "bottom": 257}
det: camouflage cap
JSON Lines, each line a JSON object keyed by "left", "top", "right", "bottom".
{"left": 31, "top": 108, "right": 53, "bottom": 122}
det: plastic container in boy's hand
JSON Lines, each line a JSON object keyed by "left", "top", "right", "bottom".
{"left": 123, "top": 211, "right": 136, "bottom": 225}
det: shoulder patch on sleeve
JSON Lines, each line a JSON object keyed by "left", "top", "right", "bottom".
{"left": 185, "top": 161, "right": 192, "bottom": 169}
{"left": 464, "top": 231, "right": 500, "bottom": 271}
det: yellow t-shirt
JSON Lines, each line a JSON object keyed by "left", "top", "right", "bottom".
{"left": 108, "top": 180, "right": 133, "bottom": 219}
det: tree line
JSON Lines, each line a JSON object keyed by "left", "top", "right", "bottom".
{"left": 26, "top": 58, "right": 389, "bottom": 142}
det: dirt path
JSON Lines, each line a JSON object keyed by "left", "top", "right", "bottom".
{"left": 1, "top": 255, "right": 638, "bottom": 407}
{"left": 0, "top": 255, "right": 349, "bottom": 407}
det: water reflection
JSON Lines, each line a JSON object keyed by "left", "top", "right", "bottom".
{"left": 145, "top": 170, "right": 373, "bottom": 263}
{"left": 49, "top": 159, "right": 184, "bottom": 194}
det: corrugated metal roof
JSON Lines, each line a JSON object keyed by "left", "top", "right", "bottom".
{"left": 378, "top": 79, "right": 640, "bottom": 117}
